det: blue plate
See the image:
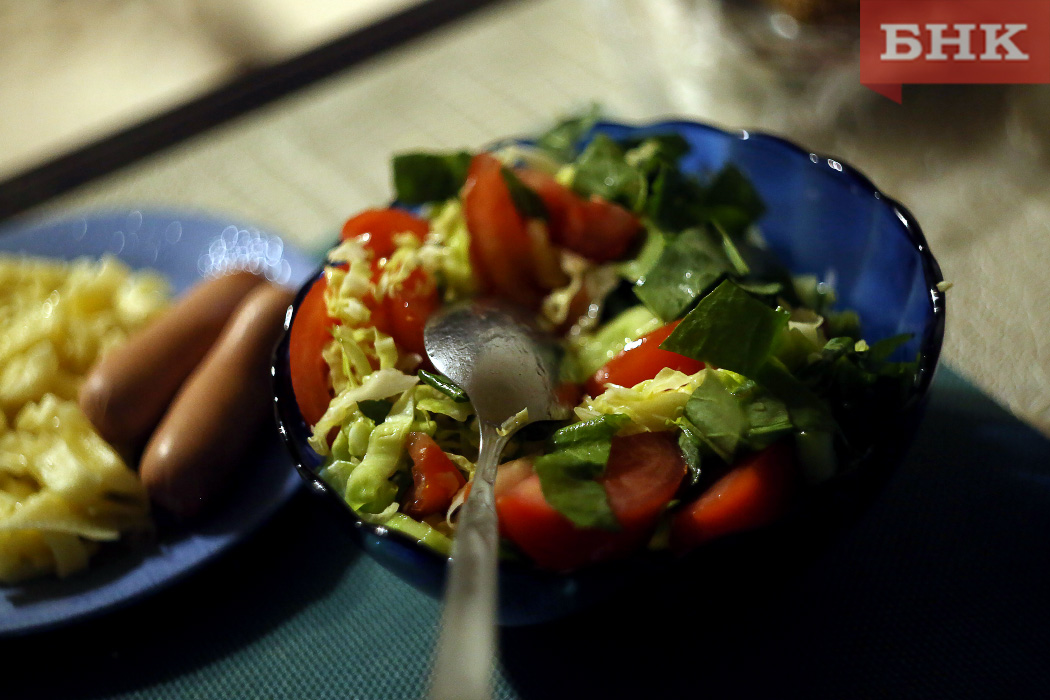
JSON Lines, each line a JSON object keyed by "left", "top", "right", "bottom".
{"left": 0, "top": 208, "right": 317, "bottom": 637}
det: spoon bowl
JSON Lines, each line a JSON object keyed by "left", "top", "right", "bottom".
{"left": 424, "top": 299, "right": 570, "bottom": 426}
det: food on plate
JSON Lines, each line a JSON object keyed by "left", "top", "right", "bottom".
{"left": 141, "top": 283, "right": 294, "bottom": 517}
{"left": 0, "top": 250, "right": 293, "bottom": 581}
{"left": 288, "top": 118, "right": 918, "bottom": 572}
{"left": 80, "top": 270, "right": 264, "bottom": 451}
{"left": 0, "top": 255, "right": 168, "bottom": 583}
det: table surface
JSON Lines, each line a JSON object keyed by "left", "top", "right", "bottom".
{"left": 3, "top": 0, "right": 1050, "bottom": 697}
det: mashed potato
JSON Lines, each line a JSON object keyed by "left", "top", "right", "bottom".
{"left": 0, "top": 254, "right": 169, "bottom": 583}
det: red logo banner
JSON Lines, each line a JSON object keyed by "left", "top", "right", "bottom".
{"left": 859, "top": 0, "right": 1050, "bottom": 102}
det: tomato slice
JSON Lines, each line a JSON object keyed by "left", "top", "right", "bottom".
{"left": 339, "top": 208, "right": 438, "bottom": 357}
{"left": 381, "top": 267, "right": 439, "bottom": 358}
{"left": 669, "top": 441, "right": 796, "bottom": 554}
{"left": 517, "top": 169, "right": 641, "bottom": 263}
{"left": 462, "top": 154, "right": 546, "bottom": 307}
{"left": 554, "top": 381, "right": 586, "bottom": 409}
{"left": 288, "top": 274, "right": 336, "bottom": 426}
{"left": 495, "top": 431, "right": 687, "bottom": 571}
{"left": 586, "top": 320, "right": 705, "bottom": 396}
{"left": 404, "top": 433, "right": 467, "bottom": 519}
{"left": 341, "top": 208, "right": 430, "bottom": 260}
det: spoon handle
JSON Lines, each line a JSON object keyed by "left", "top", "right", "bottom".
{"left": 429, "top": 420, "right": 509, "bottom": 700}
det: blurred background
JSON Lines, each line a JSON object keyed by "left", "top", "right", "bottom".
{"left": 0, "top": 0, "right": 421, "bottom": 180}
{"left": 1, "top": 0, "right": 1048, "bottom": 436}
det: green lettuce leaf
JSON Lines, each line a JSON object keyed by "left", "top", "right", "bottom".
{"left": 392, "top": 151, "right": 471, "bottom": 204}
{"left": 623, "top": 134, "right": 691, "bottom": 176}
{"left": 754, "top": 359, "right": 836, "bottom": 434}
{"left": 571, "top": 135, "right": 647, "bottom": 212}
{"left": 682, "top": 373, "right": 749, "bottom": 461}
{"left": 533, "top": 414, "right": 628, "bottom": 530}
{"left": 634, "top": 227, "right": 734, "bottom": 321}
{"left": 680, "top": 370, "right": 794, "bottom": 465}
{"left": 646, "top": 163, "right": 706, "bottom": 232}
{"left": 535, "top": 106, "right": 601, "bottom": 162}
{"left": 701, "top": 164, "right": 765, "bottom": 238}
{"left": 661, "top": 280, "right": 790, "bottom": 377}
{"left": 646, "top": 163, "right": 765, "bottom": 236}
{"left": 501, "top": 167, "right": 548, "bottom": 219}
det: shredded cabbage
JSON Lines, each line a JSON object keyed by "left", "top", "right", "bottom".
{"left": 414, "top": 384, "right": 472, "bottom": 423}
{"left": 382, "top": 513, "right": 452, "bottom": 556}
{"left": 576, "top": 367, "right": 708, "bottom": 433}
{"left": 311, "top": 209, "right": 483, "bottom": 535}
{"left": 418, "top": 201, "right": 477, "bottom": 302}
{"left": 309, "top": 369, "right": 419, "bottom": 455}
{"left": 342, "top": 389, "right": 416, "bottom": 515}
{"left": 498, "top": 408, "right": 530, "bottom": 437}
{"left": 324, "top": 243, "right": 373, "bottom": 328}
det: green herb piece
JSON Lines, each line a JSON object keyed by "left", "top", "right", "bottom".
{"left": 534, "top": 455, "right": 618, "bottom": 531}
{"left": 661, "top": 280, "right": 790, "bottom": 377}
{"left": 571, "top": 135, "right": 647, "bottom": 212}
{"left": 744, "top": 390, "right": 794, "bottom": 442}
{"left": 392, "top": 151, "right": 472, "bottom": 205}
{"left": 357, "top": 399, "right": 393, "bottom": 424}
{"left": 535, "top": 106, "right": 601, "bottom": 162}
{"left": 677, "top": 371, "right": 794, "bottom": 472}
{"left": 754, "top": 359, "right": 835, "bottom": 434}
{"left": 500, "top": 167, "right": 548, "bottom": 219}
{"left": 533, "top": 414, "right": 629, "bottom": 530}
{"left": 646, "top": 163, "right": 707, "bottom": 232}
{"left": 418, "top": 369, "right": 469, "bottom": 403}
{"left": 634, "top": 227, "right": 733, "bottom": 321}
{"left": 550, "top": 414, "right": 629, "bottom": 447}
{"left": 623, "top": 134, "right": 691, "bottom": 176}
{"left": 774, "top": 324, "right": 822, "bottom": 372}
{"left": 713, "top": 220, "right": 750, "bottom": 276}
{"left": 646, "top": 163, "right": 766, "bottom": 236}
{"left": 735, "top": 280, "right": 783, "bottom": 297}
{"left": 791, "top": 334, "right": 917, "bottom": 437}
{"left": 682, "top": 374, "right": 749, "bottom": 461}
{"left": 701, "top": 164, "right": 765, "bottom": 238}
{"left": 675, "top": 417, "right": 704, "bottom": 485}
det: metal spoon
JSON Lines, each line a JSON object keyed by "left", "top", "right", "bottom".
{"left": 425, "top": 299, "right": 570, "bottom": 700}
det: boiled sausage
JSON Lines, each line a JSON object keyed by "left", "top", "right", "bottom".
{"left": 140, "top": 283, "right": 294, "bottom": 517}
{"left": 79, "top": 271, "right": 265, "bottom": 449}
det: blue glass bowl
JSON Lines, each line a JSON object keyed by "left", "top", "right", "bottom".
{"left": 272, "top": 119, "right": 946, "bottom": 625}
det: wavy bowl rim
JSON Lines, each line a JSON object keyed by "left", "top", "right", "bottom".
{"left": 271, "top": 117, "right": 948, "bottom": 582}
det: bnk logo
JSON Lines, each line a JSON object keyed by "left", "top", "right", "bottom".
{"left": 881, "top": 24, "right": 1029, "bottom": 61}
{"left": 859, "top": 1, "right": 1050, "bottom": 102}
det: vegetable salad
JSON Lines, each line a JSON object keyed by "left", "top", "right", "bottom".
{"left": 287, "top": 116, "right": 916, "bottom": 572}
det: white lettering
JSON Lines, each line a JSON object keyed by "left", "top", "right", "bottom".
{"left": 881, "top": 24, "right": 922, "bottom": 60}
{"left": 926, "top": 24, "right": 976, "bottom": 60}
{"left": 980, "top": 24, "right": 1029, "bottom": 60}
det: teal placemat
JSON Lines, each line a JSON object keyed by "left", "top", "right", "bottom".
{"left": 5, "top": 366, "right": 1050, "bottom": 699}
